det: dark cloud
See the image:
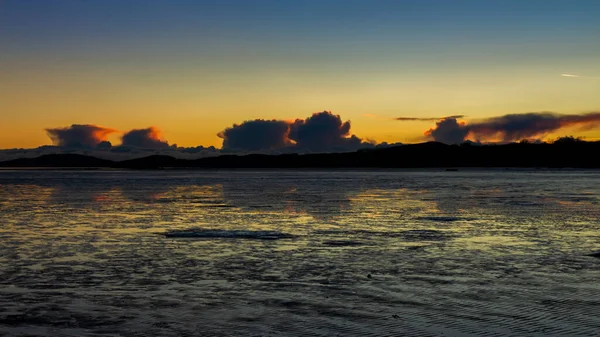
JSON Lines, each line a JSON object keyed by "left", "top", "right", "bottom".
{"left": 472, "top": 112, "right": 600, "bottom": 141}
{"left": 424, "top": 112, "right": 600, "bottom": 144}
{"left": 97, "top": 141, "right": 112, "bottom": 149}
{"left": 2, "top": 125, "right": 219, "bottom": 161}
{"left": 424, "top": 118, "right": 470, "bottom": 144}
{"left": 121, "top": 127, "right": 170, "bottom": 149}
{"left": 45, "top": 124, "right": 116, "bottom": 148}
{"left": 218, "top": 111, "right": 372, "bottom": 152}
{"left": 395, "top": 115, "right": 465, "bottom": 122}
{"left": 290, "top": 111, "right": 367, "bottom": 152}
{"left": 178, "top": 145, "right": 218, "bottom": 154}
{"left": 218, "top": 120, "right": 292, "bottom": 151}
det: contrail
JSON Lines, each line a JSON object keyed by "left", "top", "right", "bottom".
{"left": 561, "top": 73, "right": 600, "bottom": 79}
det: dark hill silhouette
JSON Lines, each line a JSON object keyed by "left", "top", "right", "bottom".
{"left": 1, "top": 141, "right": 600, "bottom": 169}
{"left": 0, "top": 153, "right": 114, "bottom": 168}
{"left": 116, "top": 155, "right": 182, "bottom": 169}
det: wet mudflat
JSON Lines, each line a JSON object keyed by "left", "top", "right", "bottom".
{"left": 0, "top": 169, "right": 598, "bottom": 336}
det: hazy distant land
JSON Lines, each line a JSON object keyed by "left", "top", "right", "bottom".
{"left": 1, "top": 140, "right": 599, "bottom": 169}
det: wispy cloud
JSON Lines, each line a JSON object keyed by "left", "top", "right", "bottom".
{"left": 394, "top": 115, "right": 465, "bottom": 122}
{"left": 560, "top": 73, "right": 600, "bottom": 79}
{"left": 367, "top": 114, "right": 467, "bottom": 122}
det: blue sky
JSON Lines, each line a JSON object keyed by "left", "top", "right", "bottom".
{"left": 1, "top": 0, "right": 599, "bottom": 148}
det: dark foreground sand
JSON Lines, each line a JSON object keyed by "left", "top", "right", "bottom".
{"left": 0, "top": 170, "right": 599, "bottom": 336}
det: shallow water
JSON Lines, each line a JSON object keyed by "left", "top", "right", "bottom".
{"left": 0, "top": 169, "right": 599, "bottom": 336}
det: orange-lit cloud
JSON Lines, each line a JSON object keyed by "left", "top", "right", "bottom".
{"left": 45, "top": 124, "right": 116, "bottom": 148}
{"left": 121, "top": 127, "right": 170, "bottom": 149}
{"left": 24, "top": 111, "right": 600, "bottom": 159}
{"left": 422, "top": 112, "right": 600, "bottom": 144}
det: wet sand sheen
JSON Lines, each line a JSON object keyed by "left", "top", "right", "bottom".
{"left": 0, "top": 170, "right": 599, "bottom": 336}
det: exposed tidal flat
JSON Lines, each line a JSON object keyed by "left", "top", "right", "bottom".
{"left": 0, "top": 170, "right": 598, "bottom": 336}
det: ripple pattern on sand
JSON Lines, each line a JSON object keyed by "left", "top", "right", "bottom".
{"left": 0, "top": 170, "right": 599, "bottom": 336}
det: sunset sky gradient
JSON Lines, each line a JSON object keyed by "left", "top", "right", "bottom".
{"left": 1, "top": 0, "right": 599, "bottom": 148}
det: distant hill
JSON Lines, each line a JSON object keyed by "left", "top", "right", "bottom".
{"left": 116, "top": 155, "right": 181, "bottom": 169}
{"left": 0, "top": 153, "right": 115, "bottom": 168}
{"left": 1, "top": 141, "right": 600, "bottom": 169}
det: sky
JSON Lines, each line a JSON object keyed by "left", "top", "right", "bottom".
{"left": 1, "top": 0, "right": 599, "bottom": 150}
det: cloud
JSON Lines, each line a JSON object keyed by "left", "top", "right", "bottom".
{"left": 424, "top": 118, "right": 470, "bottom": 144}
{"left": 45, "top": 124, "right": 116, "bottom": 148}
{"left": 395, "top": 115, "right": 465, "bottom": 122}
{"left": 424, "top": 112, "right": 600, "bottom": 144}
{"left": 290, "top": 111, "right": 367, "bottom": 152}
{"left": 218, "top": 119, "right": 292, "bottom": 151}
{"left": 121, "top": 127, "right": 170, "bottom": 149}
{"left": 97, "top": 141, "right": 112, "bottom": 149}
{"left": 3, "top": 124, "right": 220, "bottom": 162}
{"left": 219, "top": 111, "right": 371, "bottom": 152}
{"left": 560, "top": 73, "right": 599, "bottom": 79}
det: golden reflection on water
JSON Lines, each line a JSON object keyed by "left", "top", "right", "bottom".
{"left": 1, "top": 171, "right": 599, "bottom": 337}
{"left": 0, "top": 184, "right": 54, "bottom": 206}
{"left": 349, "top": 188, "right": 438, "bottom": 218}
{"left": 455, "top": 235, "right": 536, "bottom": 253}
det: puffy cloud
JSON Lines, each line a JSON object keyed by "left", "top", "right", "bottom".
{"left": 218, "top": 111, "right": 371, "bottom": 152}
{"left": 121, "top": 127, "right": 170, "bottom": 149}
{"left": 45, "top": 124, "right": 116, "bottom": 148}
{"left": 424, "top": 118, "right": 470, "bottom": 144}
{"left": 30, "top": 124, "right": 221, "bottom": 161}
{"left": 290, "top": 111, "right": 366, "bottom": 152}
{"left": 424, "top": 112, "right": 600, "bottom": 144}
{"left": 218, "top": 119, "right": 292, "bottom": 151}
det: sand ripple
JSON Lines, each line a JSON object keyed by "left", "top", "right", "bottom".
{"left": 0, "top": 170, "right": 599, "bottom": 336}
